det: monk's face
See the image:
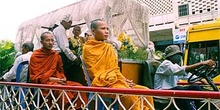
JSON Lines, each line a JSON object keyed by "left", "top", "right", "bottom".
{"left": 41, "top": 33, "right": 54, "bottom": 50}
{"left": 93, "top": 21, "right": 109, "bottom": 41}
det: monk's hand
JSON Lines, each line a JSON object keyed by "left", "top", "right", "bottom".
{"left": 60, "top": 78, "right": 66, "bottom": 82}
{"left": 49, "top": 77, "right": 59, "bottom": 82}
{"left": 124, "top": 78, "right": 136, "bottom": 88}
{"left": 58, "top": 78, "right": 66, "bottom": 85}
{"left": 49, "top": 77, "right": 66, "bottom": 85}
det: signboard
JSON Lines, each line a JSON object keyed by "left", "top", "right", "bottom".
{"left": 173, "top": 28, "right": 187, "bottom": 44}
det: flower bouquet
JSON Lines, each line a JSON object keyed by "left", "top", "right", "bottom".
{"left": 117, "top": 32, "right": 148, "bottom": 61}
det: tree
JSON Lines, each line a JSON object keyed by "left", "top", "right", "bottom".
{"left": 0, "top": 40, "right": 16, "bottom": 76}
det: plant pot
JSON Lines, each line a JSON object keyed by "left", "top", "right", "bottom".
{"left": 118, "top": 59, "right": 145, "bottom": 85}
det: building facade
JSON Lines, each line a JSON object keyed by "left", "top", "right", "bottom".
{"left": 138, "top": 0, "right": 220, "bottom": 51}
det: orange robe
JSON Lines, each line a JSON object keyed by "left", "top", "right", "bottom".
{"left": 29, "top": 48, "right": 87, "bottom": 109}
{"left": 82, "top": 40, "right": 154, "bottom": 110}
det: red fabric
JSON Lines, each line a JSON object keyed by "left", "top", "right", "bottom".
{"left": 29, "top": 48, "right": 87, "bottom": 109}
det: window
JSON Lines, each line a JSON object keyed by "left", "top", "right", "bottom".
{"left": 187, "top": 40, "right": 219, "bottom": 65}
{"left": 178, "top": 4, "right": 189, "bottom": 16}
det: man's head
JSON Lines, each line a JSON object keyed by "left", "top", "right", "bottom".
{"left": 72, "top": 25, "right": 81, "bottom": 37}
{"left": 60, "top": 14, "right": 72, "bottom": 30}
{"left": 40, "top": 32, "right": 54, "bottom": 50}
{"left": 22, "top": 41, "right": 34, "bottom": 54}
{"left": 165, "top": 45, "right": 183, "bottom": 64}
{"left": 90, "top": 19, "right": 109, "bottom": 41}
{"left": 85, "top": 30, "right": 93, "bottom": 40}
{"left": 148, "top": 41, "right": 155, "bottom": 52}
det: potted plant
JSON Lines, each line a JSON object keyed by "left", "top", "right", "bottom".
{"left": 117, "top": 32, "right": 148, "bottom": 84}
{"left": 117, "top": 32, "right": 148, "bottom": 62}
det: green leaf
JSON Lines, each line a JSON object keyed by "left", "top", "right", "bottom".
{"left": 118, "top": 47, "right": 148, "bottom": 61}
{"left": 0, "top": 40, "right": 16, "bottom": 76}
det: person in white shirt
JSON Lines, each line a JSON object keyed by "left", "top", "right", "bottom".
{"left": 154, "top": 45, "right": 215, "bottom": 110}
{"left": 0, "top": 42, "right": 34, "bottom": 82}
{"left": 52, "top": 14, "right": 80, "bottom": 81}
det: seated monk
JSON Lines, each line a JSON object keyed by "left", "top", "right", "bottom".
{"left": 29, "top": 31, "right": 88, "bottom": 109}
{"left": 82, "top": 19, "right": 154, "bottom": 110}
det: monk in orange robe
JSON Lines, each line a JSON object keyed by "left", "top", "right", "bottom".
{"left": 82, "top": 19, "right": 154, "bottom": 110}
{"left": 29, "top": 32, "right": 88, "bottom": 109}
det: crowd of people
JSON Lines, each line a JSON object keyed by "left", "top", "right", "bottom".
{"left": 0, "top": 14, "right": 216, "bottom": 110}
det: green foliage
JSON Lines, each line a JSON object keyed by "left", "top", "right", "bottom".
{"left": 0, "top": 40, "right": 16, "bottom": 76}
{"left": 117, "top": 32, "right": 148, "bottom": 61}
{"left": 155, "top": 50, "right": 165, "bottom": 61}
{"left": 118, "top": 47, "right": 148, "bottom": 61}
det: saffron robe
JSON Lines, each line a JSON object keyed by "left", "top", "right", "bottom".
{"left": 29, "top": 48, "right": 87, "bottom": 109}
{"left": 82, "top": 40, "right": 154, "bottom": 110}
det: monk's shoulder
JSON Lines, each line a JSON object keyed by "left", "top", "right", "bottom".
{"left": 52, "top": 50, "right": 59, "bottom": 55}
{"left": 32, "top": 49, "right": 40, "bottom": 55}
